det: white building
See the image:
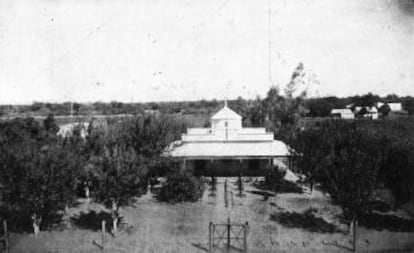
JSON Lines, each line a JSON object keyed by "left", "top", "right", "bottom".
{"left": 330, "top": 109, "right": 355, "bottom": 119}
{"left": 168, "top": 103, "right": 291, "bottom": 176}
{"left": 366, "top": 106, "right": 379, "bottom": 119}
{"left": 388, "top": 103, "right": 402, "bottom": 112}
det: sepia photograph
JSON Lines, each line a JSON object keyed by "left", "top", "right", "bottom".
{"left": 0, "top": 0, "right": 414, "bottom": 252}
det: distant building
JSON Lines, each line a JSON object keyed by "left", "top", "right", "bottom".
{"left": 330, "top": 109, "right": 355, "bottom": 119}
{"left": 168, "top": 103, "right": 291, "bottom": 176}
{"left": 144, "top": 109, "right": 160, "bottom": 116}
{"left": 353, "top": 106, "right": 379, "bottom": 120}
{"left": 58, "top": 122, "right": 89, "bottom": 137}
{"left": 366, "top": 106, "right": 379, "bottom": 119}
{"left": 388, "top": 103, "right": 402, "bottom": 112}
{"left": 345, "top": 103, "right": 354, "bottom": 109}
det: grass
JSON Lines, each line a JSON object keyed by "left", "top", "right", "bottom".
{"left": 5, "top": 178, "right": 414, "bottom": 253}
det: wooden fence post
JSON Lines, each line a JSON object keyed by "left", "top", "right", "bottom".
{"left": 352, "top": 218, "right": 358, "bottom": 252}
{"left": 212, "top": 224, "right": 215, "bottom": 248}
{"left": 208, "top": 222, "right": 212, "bottom": 252}
{"left": 3, "top": 220, "right": 9, "bottom": 253}
{"left": 224, "top": 179, "right": 228, "bottom": 208}
{"left": 244, "top": 222, "right": 248, "bottom": 253}
{"left": 102, "top": 220, "right": 106, "bottom": 253}
{"left": 227, "top": 217, "right": 231, "bottom": 251}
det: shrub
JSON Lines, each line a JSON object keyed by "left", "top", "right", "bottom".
{"left": 157, "top": 172, "right": 205, "bottom": 203}
{"left": 263, "top": 168, "right": 303, "bottom": 194}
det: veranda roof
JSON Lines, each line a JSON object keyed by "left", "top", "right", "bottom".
{"left": 167, "top": 140, "right": 290, "bottom": 159}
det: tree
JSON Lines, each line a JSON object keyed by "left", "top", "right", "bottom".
{"left": 88, "top": 114, "right": 186, "bottom": 233}
{"left": 292, "top": 120, "right": 385, "bottom": 243}
{"left": 0, "top": 118, "right": 80, "bottom": 234}
{"left": 263, "top": 86, "right": 308, "bottom": 142}
{"left": 378, "top": 104, "right": 391, "bottom": 117}
{"left": 43, "top": 113, "right": 60, "bottom": 135}
{"left": 285, "top": 63, "right": 305, "bottom": 98}
{"left": 93, "top": 144, "right": 148, "bottom": 233}
{"left": 382, "top": 141, "right": 414, "bottom": 207}
{"left": 157, "top": 169, "right": 205, "bottom": 203}
{"left": 352, "top": 93, "right": 379, "bottom": 107}
{"left": 306, "top": 98, "right": 333, "bottom": 117}
{"left": 403, "top": 98, "right": 414, "bottom": 115}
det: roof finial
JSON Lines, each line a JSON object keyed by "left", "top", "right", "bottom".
{"left": 224, "top": 98, "right": 228, "bottom": 107}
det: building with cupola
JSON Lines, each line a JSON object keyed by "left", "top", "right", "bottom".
{"left": 167, "top": 102, "right": 292, "bottom": 176}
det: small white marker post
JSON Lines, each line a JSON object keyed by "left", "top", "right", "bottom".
{"left": 102, "top": 220, "right": 106, "bottom": 253}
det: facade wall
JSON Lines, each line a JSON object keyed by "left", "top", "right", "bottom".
{"left": 211, "top": 118, "right": 241, "bottom": 131}
{"left": 187, "top": 159, "right": 276, "bottom": 176}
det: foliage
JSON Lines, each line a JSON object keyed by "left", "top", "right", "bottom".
{"left": 263, "top": 86, "right": 308, "bottom": 142}
{"left": 381, "top": 141, "right": 414, "bottom": 206}
{"left": 351, "top": 93, "right": 379, "bottom": 107}
{"left": 292, "top": 121, "right": 386, "bottom": 217}
{"left": 261, "top": 168, "right": 303, "bottom": 194}
{"left": 306, "top": 96, "right": 351, "bottom": 117}
{"left": 157, "top": 171, "right": 205, "bottom": 203}
{"left": 92, "top": 144, "right": 148, "bottom": 209}
{"left": 403, "top": 98, "right": 414, "bottom": 115}
{"left": 378, "top": 104, "right": 391, "bottom": 117}
{"left": 83, "top": 114, "right": 185, "bottom": 231}
{"left": 0, "top": 118, "right": 81, "bottom": 231}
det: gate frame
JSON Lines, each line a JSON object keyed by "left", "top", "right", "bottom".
{"left": 208, "top": 217, "right": 249, "bottom": 252}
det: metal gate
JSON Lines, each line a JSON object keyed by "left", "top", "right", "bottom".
{"left": 208, "top": 217, "right": 249, "bottom": 252}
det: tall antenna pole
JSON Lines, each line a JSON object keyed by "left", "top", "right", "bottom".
{"left": 268, "top": 0, "right": 272, "bottom": 87}
{"left": 224, "top": 81, "right": 231, "bottom": 107}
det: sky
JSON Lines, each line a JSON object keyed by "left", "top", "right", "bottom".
{"left": 0, "top": 0, "right": 413, "bottom": 104}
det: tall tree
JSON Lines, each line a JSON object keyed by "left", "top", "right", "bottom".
{"left": 89, "top": 114, "right": 186, "bottom": 233}
{"left": 292, "top": 120, "right": 386, "bottom": 237}
{"left": 0, "top": 118, "right": 80, "bottom": 234}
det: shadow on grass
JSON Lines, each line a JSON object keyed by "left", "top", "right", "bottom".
{"left": 321, "top": 240, "right": 353, "bottom": 252}
{"left": 0, "top": 208, "right": 63, "bottom": 233}
{"left": 191, "top": 242, "right": 208, "bottom": 252}
{"left": 370, "top": 200, "right": 392, "bottom": 213}
{"left": 253, "top": 180, "right": 303, "bottom": 194}
{"left": 70, "top": 210, "right": 124, "bottom": 232}
{"left": 246, "top": 190, "right": 275, "bottom": 197}
{"left": 358, "top": 212, "right": 414, "bottom": 232}
{"left": 270, "top": 209, "right": 343, "bottom": 234}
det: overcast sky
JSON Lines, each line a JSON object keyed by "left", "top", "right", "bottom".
{"left": 0, "top": 0, "right": 413, "bottom": 104}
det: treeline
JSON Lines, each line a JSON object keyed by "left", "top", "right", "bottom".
{"left": 0, "top": 100, "right": 223, "bottom": 117}
{"left": 1, "top": 93, "right": 414, "bottom": 117}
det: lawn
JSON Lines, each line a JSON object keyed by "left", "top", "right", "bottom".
{"left": 6, "top": 177, "right": 414, "bottom": 253}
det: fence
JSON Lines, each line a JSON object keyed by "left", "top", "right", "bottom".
{"left": 208, "top": 217, "right": 249, "bottom": 252}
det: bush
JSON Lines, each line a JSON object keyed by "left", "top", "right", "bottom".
{"left": 157, "top": 172, "right": 205, "bottom": 203}
{"left": 263, "top": 168, "right": 303, "bottom": 194}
